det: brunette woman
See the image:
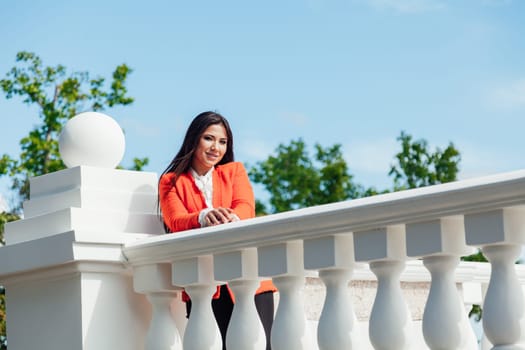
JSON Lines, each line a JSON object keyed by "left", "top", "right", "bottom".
{"left": 158, "top": 111, "right": 275, "bottom": 350}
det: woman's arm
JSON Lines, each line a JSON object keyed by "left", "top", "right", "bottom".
{"left": 159, "top": 174, "right": 200, "bottom": 232}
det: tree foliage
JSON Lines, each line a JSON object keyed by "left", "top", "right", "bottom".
{"left": 0, "top": 212, "right": 19, "bottom": 246}
{"left": 389, "top": 131, "right": 461, "bottom": 190}
{"left": 0, "top": 51, "right": 147, "bottom": 210}
{"left": 249, "top": 139, "right": 361, "bottom": 214}
{"left": 249, "top": 131, "right": 462, "bottom": 215}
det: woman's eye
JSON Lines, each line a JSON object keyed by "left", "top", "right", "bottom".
{"left": 220, "top": 140, "right": 227, "bottom": 145}
{"left": 204, "top": 136, "right": 213, "bottom": 141}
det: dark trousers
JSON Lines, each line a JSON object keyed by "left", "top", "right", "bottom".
{"left": 186, "top": 285, "right": 274, "bottom": 350}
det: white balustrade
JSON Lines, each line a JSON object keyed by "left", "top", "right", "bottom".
{"left": 133, "top": 263, "right": 182, "bottom": 350}
{"left": 172, "top": 255, "right": 222, "bottom": 350}
{"left": 259, "top": 240, "right": 313, "bottom": 350}
{"left": 5, "top": 114, "right": 525, "bottom": 350}
{"left": 407, "top": 216, "right": 478, "bottom": 350}
{"left": 304, "top": 234, "right": 357, "bottom": 349}
{"left": 354, "top": 225, "right": 414, "bottom": 350}
{"left": 146, "top": 293, "right": 181, "bottom": 349}
{"left": 370, "top": 260, "right": 412, "bottom": 349}
{"left": 317, "top": 269, "right": 356, "bottom": 348}
{"left": 121, "top": 171, "right": 525, "bottom": 350}
{"left": 465, "top": 208, "right": 525, "bottom": 350}
{"left": 214, "top": 248, "right": 266, "bottom": 350}
{"left": 422, "top": 255, "right": 473, "bottom": 349}
{"left": 482, "top": 244, "right": 524, "bottom": 348}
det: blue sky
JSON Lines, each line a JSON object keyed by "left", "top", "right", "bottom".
{"left": 1, "top": 0, "right": 524, "bottom": 210}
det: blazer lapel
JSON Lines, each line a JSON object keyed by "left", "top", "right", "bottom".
{"left": 212, "top": 168, "right": 221, "bottom": 208}
{"left": 186, "top": 172, "right": 206, "bottom": 210}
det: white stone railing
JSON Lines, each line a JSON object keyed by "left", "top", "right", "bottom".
{"left": 1, "top": 113, "right": 525, "bottom": 350}
{"left": 123, "top": 169, "right": 525, "bottom": 350}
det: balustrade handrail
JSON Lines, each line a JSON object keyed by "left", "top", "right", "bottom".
{"left": 124, "top": 169, "right": 525, "bottom": 265}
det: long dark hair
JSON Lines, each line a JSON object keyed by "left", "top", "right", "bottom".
{"left": 161, "top": 111, "right": 235, "bottom": 182}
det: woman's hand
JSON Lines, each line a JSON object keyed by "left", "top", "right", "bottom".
{"left": 204, "top": 207, "right": 237, "bottom": 226}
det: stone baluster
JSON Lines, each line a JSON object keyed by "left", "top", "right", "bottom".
{"left": 133, "top": 263, "right": 182, "bottom": 350}
{"left": 303, "top": 234, "right": 358, "bottom": 350}
{"left": 354, "top": 225, "right": 414, "bottom": 350}
{"left": 258, "top": 240, "right": 313, "bottom": 350}
{"left": 406, "top": 216, "right": 478, "bottom": 350}
{"left": 172, "top": 255, "right": 222, "bottom": 350}
{"left": 465, "top": 207, "right": 525, "bottom": 350}
{"left": 214, "top": 248, "right": 266, "bottom": 350}
{"left": 477, "top": 283, "right": 493, "bottom": 350}
{"left": 462, "top": 282, "right": 485, "bottom": 349}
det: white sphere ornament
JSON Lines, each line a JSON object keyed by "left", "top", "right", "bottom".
{"left": 59, "top": 111, "right": 126, "bottom": 168}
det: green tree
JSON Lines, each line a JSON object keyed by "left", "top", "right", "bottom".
{"left": 250, "top": 132, "right": 463, "bottom": 216}
{"left": 0, "top": 212, "right": 19, "bottom": 246}
{"left": 0, "top": 51, "right": 148, "bottom": 210}
{"left": 389, "top": 131, "right": 460, "bottom": 191}
{"left": 249, "top": 139, "right": 360, "bottom": 214}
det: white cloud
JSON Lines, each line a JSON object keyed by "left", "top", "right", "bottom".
{"left": 456, "top": 141, "right": 525, "bottom": 181}
{"left": 488, "top": 79, "right": 525, "bottom": 109}
{"left": 236, "top": 137, "right": 276, "bottom": 163}
{"left": 305, "top": 0, "right": 325, "bottom": 11}
{"left": 119, "top": 117, "right": 163, "bottom": 138}
{"left": 361, "top": 0, "right": 445, "bottom": 13}
{"left": 344, "top": 138, "right": 398, "bottom": 188}
{"left": 481, "top": 0, "right": 513, "bottom": 6}
{"left": 280, "top": 112, "right": 310, "bottom": 128}
{"left": 345, "top": 138, "right": 398, "bottom": 173}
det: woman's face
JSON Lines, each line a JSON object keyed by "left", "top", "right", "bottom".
{"left": 191, "top": 123, "right": 228, "bottom": 175}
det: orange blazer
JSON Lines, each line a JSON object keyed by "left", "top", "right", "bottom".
{"left": 159, "top": 161, "right": 276, "bottom": 296}
{"left": 159, "top": 162, "right": 255, "bottom": 232}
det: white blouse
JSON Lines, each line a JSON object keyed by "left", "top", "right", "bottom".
{"left": 191, "top": 167, "right": 240, "bottom": 227}
{"left": 191, "top": 168, "right": 214, "bottom": 227}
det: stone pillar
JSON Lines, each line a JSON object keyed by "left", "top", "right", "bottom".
{"left": 0, "top": 112, "right": 163, "bottom": 350}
